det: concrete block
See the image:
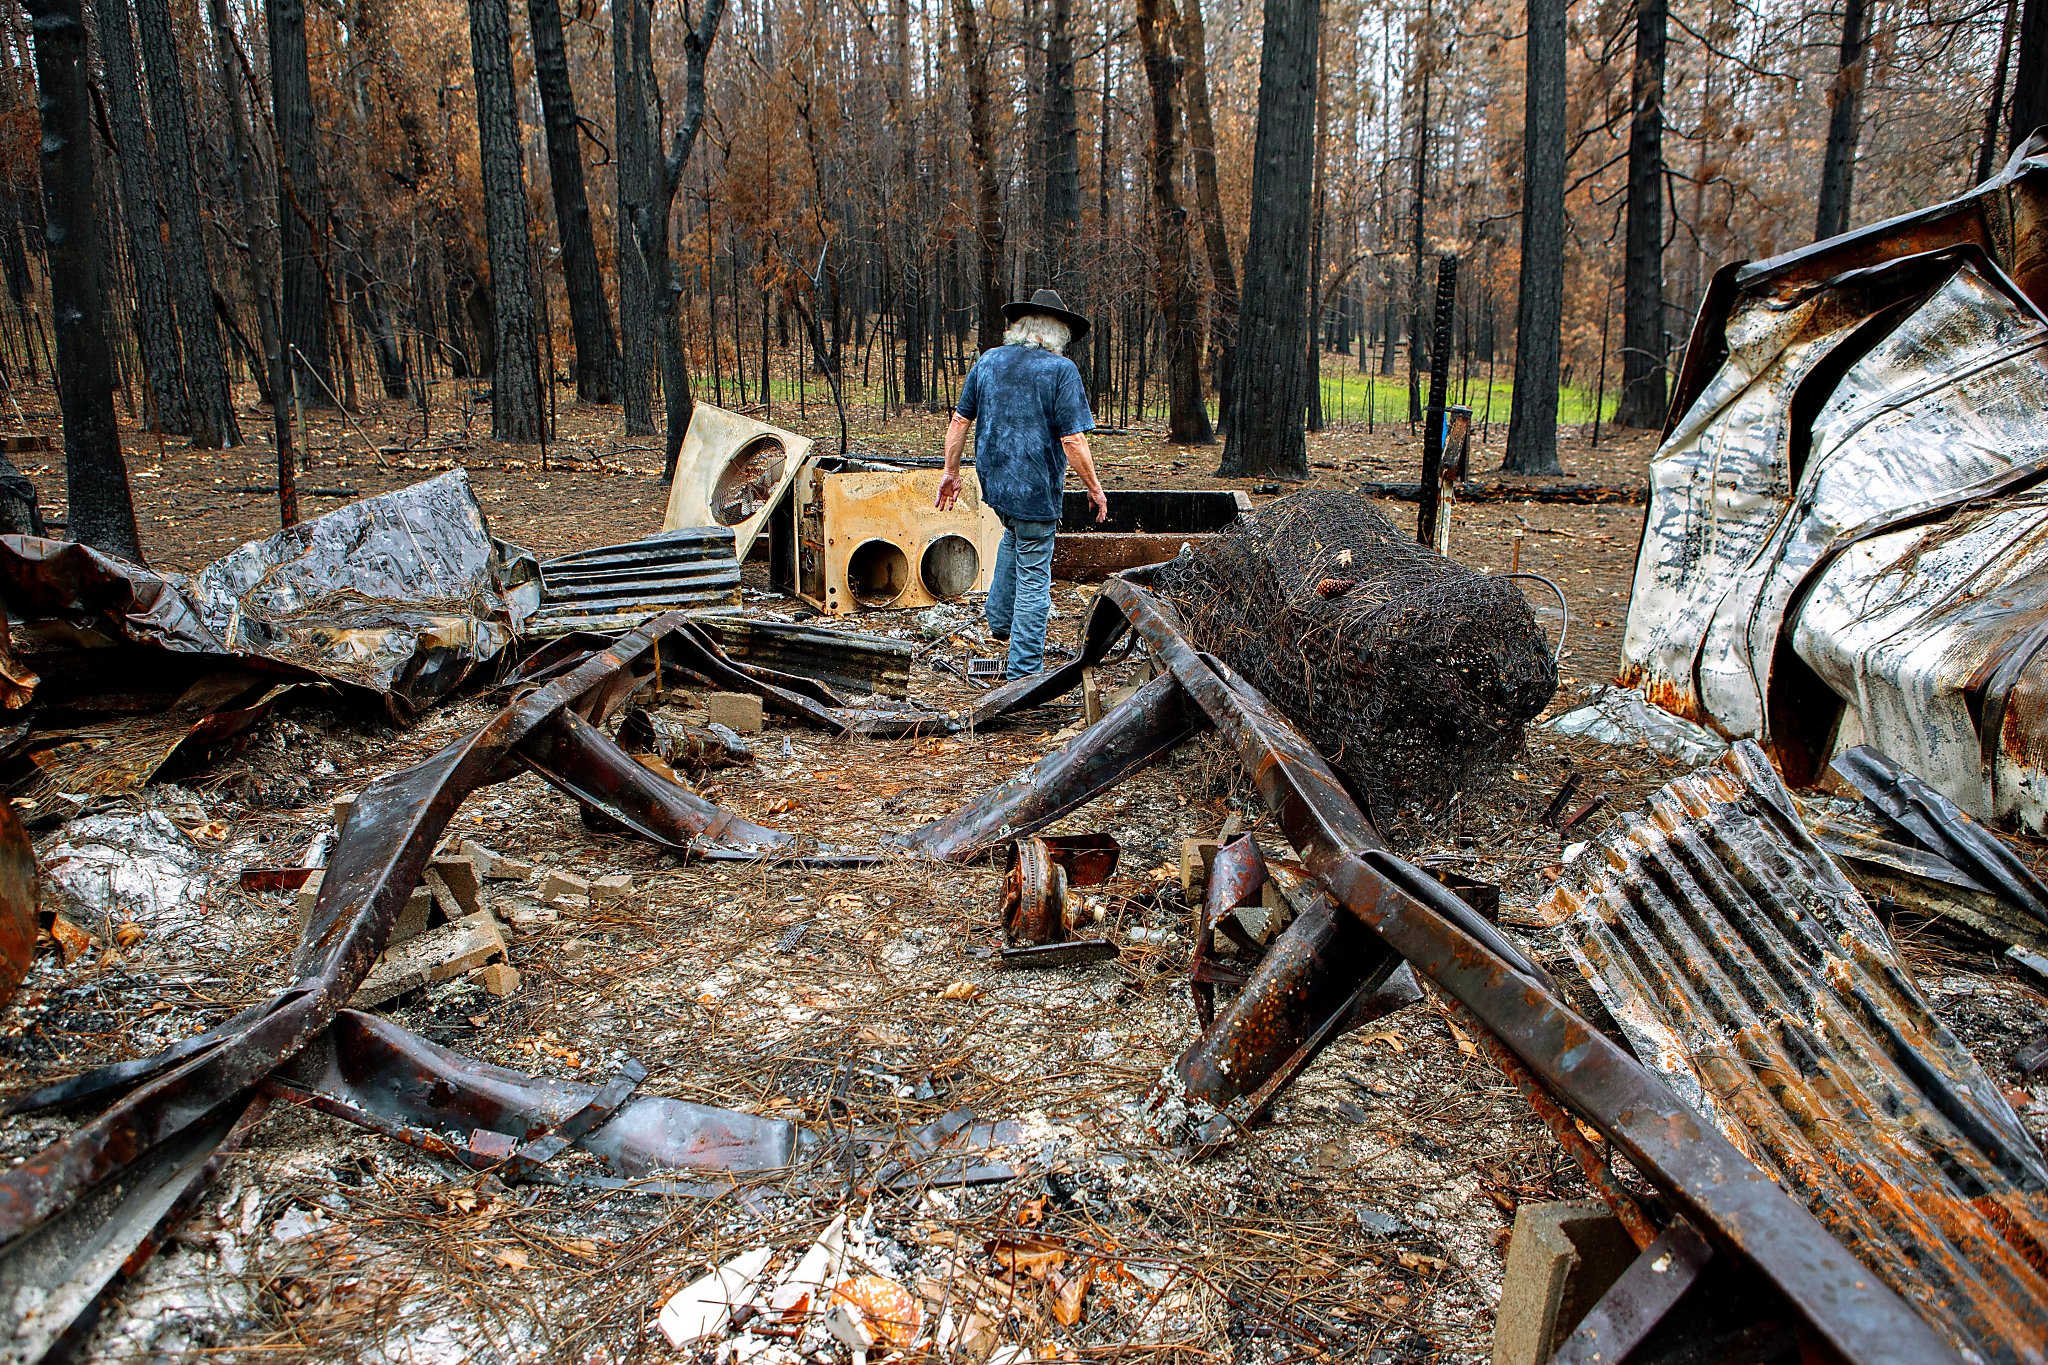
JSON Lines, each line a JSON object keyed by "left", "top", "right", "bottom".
{"left": 429, "top": 856, "right": 482, "bottom": 916}
{"left": 461, "top": 839, "right": 533, "bottom": 883}
{"left": 588, "top": 873, "right": 633, "bottom": 907}
{"left": 476, "top": 962, "right": 522, "bottom": 997}
{"left": 538, "top": 869, "right": 591, "bottom": 904}
{"left": 703, "top": 691, "right": 764, "bottom": 734}
{"left": 499, "top": 898, "right": 558, "bottom": 933}
{"left": 391, "top": 886, "right": 433, "bottom": 946}
{"left": 1491, "top": 1202, "right": 1638, "bottom": 1365}
{"left": 295, "top": 870, "right": 324, "bottom": 921}
{"left": 332, "top": 794, "right": 356, "bottom": 827}
{"left": 351, "top": 913, "right": 508, "bottom": 1009}
{"left": 1180, "top": 839, "right": 1222, "bottom": 900}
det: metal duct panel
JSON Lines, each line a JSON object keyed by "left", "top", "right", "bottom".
{"left": 530, "top": 529, "right": 741, "bottom": 637}
{"left": 1541, "top": 742, "right": 2048, "bottom": 1365}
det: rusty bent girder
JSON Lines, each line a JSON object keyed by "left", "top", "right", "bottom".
{"left": 906, "top": 576, "right": 1956, "bottom": 1364}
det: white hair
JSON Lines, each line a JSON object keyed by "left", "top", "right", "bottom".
{"left": 1004, "top": 313, "right": 1072, "bottom": 355}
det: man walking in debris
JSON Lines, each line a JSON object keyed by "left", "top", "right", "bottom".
{"left": 938, "top": 288, "right": 1108, "bottom": 680}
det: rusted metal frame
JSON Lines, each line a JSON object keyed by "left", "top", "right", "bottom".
{"left": 1189, "top": 834, "right": 1276, "bottom": 1030}
{"left": 516, "top": 708, "right": 805, "bottom": 859}
{"left": 1548, "top": 1220, "right": 1715, "bottom": 1365}
{"left": 1832, "top": 744, "right": 2048, "bottom": 933}
{"left": 0, "top": 611, "right": 703, "bottom": 1248}
{"left": 499, "top": 1058, "right": 649, "bottom": 1183}
{"left": 1446, "top": 996, "right": 1660, "bottom": 1252}
{"left": 0, "top": 1092, "right": 271, "bottom": 1365}
{"left": 1071, "top": 580, "right": 1954, "bottom": 1363}
{"left": 899, "top": 670, "right": 1201, "bottom": 861}
{"left": 267, "top": 1010, "right": 806, "bottom": 1188}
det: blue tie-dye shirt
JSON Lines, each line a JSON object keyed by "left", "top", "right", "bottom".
{"left": 955, "top": 344, "right": 1096, "bottom": 523}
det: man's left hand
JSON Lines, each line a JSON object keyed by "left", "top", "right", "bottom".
{"left": 1088, "top": 486, "right": 1109, "bottom": 523}
{"left": 936, "top": 471, "right": 962, "bottom": 510}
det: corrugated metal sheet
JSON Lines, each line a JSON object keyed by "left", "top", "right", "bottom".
{"left": 1541, "top": 742, "right": 2048, "bottom": 1364}
{"left": 529, "top": 528, "right": 741, "bottom": 637}
{"left": 1620, "top": 135, "right": 2048, "bottom": 828}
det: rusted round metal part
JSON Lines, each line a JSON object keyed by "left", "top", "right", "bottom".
{"left": 1003, "top": 838, "right": 1066, "bottom": 945}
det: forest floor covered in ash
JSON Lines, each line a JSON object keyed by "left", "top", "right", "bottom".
{"left": 0, "top": 384, "right": 2043, "bottom": 1363}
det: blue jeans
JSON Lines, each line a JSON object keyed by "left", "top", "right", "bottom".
{"left": 985, "top": 516, "right": 1057, "bottom": 677}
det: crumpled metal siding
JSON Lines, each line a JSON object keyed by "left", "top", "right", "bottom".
{"left": 1542, "top": 742, "right": 2048, "bottom": 1365}
{"left": 1618, "top": 278, "right": 1892, "bottom": 726}
{"left": 1620, "top": 225, "right": 2048, "bottom": 827}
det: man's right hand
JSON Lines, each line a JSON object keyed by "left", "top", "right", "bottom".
{"left": 935, "top": 470, "right": 962, "bottom": 510}
{"left": 1088, "top": 486, "right": 1109, "bottom": 523}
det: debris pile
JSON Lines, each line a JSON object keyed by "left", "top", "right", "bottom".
{"left": 1152, "top": 489, "right": 1557, "bottom": 810}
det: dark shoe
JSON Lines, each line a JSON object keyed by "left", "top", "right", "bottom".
{"left": 991, "top": 631, "right": 1011, "bottom": 642}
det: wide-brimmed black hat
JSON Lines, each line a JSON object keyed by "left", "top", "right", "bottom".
{"left": 1001, "top": 288, "right": 1090, "bottom": 341}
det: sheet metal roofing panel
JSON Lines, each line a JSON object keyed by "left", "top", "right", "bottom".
{"left": 1540, "top": 743, "right": 2048, "bottom": 1364}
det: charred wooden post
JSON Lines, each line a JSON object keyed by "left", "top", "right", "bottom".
{"left": 1416, "top": 252, "right": 1458, "bottom": 548}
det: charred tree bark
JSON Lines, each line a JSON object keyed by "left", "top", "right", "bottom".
{"left": 2010, "top": 0, "right": 2047, "bottom": 151}
{"left": 1215, "top": 0, "right": 1316, "bottom": 479}
{"left": 1040, "top": 0, "right": 1084, "bottom": 374}
{"left": 1614, "top": 0, "right": 1668, "bottom": 429}
{"left": 467, "top": 0, "right": 543, "bottom": 441}
{"left": 134, "top": 0, "right": 238, "bottom": 445}
{"left": 1174, "top": 0, "right": 1237, "bottom": 423}
{"left": 1813, "top": 0, "right": 1867, "bottom": 241}
{"left": 528, "top": 0, "right": 619, "bottom": 403}
{"left": 1406, "top": 58, "right": 1428, "bottom": 425}
{"left": 89, "top": 0, "right": 186, "bottom": 434}
{"left": 268, "top": 0, "right": 334, "bottom": 408}
{"left": 1504, "top": 0, "right": 1564, "bottom": 475}
{"left": 206, "top": 0, "right": 282, "bottom": 412}
{"left": 1980, "top": 0, "right": 2020, "bottom": 182}
{"left": 1136, "top": 0, "right": 1212, "bottom": 444}
{"left": 952, "top": 0, "right": 1007, "bottom": 351}
{"left": 627, "top": 0, "right": 725, "bottom": 478}
{"left": 612, "top": 0, "right": 655, "bottom": 432}
{"left": 24, "top": 0, "right": 142, "bottom": 559}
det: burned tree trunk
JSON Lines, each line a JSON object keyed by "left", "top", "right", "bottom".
{"left": 1216, "top": 0, "right": 1316, "bottom": 479}
{"left": 89, "top": 0, "right": 186, "bottom": 435}
{"left": 268, "top": 0, "right": 334, "bottom": 408}
{"left": 612, "top": 0, "right": 655, "bottom": 432}
{"left": 24, "top": 0, "right": 142, "bottom": 560}
{"left": 1814, "top": 0, "right": 1867, "bottom": 241}
{"left": 2011, "top": 0, "right": 2047, "bottom": 150}
{"left": 528, "top": 0, "right": 619, "bottom": 404}
{"left": 466, "top": 0, "right": 543, "bottom": 441}
{"left": 134, "top": 0, "right": 239, "bottom": 446}
{"left": 1504, "top": 0, "right": 1564, "bottom": 475}
{"left": 1136, "top": 0, "right": 1212, "bottom": 445}
{"left": 631, "top": 0, "right": 724, "bottom": 478}
{"left": 205, "top": 0, "right": 282, "bottom": 413}
{"left": 1040, "top": 0, "right": 1085, "bottom": 375}
{"left": 1175, "top": 0, "right": 1238, "bottom": 423}
{"left": 1614, "top": 0, "right": 1668, "bottom": 429}
{"left": 951, "top": 0, "right": 1006, "bottom": 352}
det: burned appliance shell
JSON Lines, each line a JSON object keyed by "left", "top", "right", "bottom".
{"left": 776, "top": 459, "right": 1005, "bottom": 616}
{"left": 661, "top": 404, "right": 811, "bottom": 559}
